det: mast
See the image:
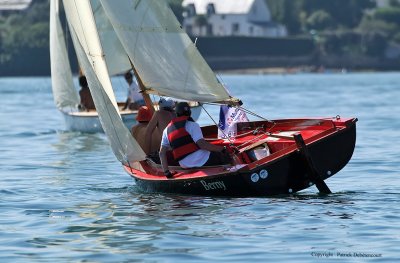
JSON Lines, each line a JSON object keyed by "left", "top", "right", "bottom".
{"left": 129, "top": 58, "right": 155, "bottom": 113}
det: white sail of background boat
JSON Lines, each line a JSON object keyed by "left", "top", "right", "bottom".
{"left": 60, "top": 0, "right": 357, "bottom": 196}
{"left": 50, "top": 0, "right": 137, "bottom": 133}
{"left": 51, "top": 0, "right": 201, "bottom": 133}
{"left": 61, "top": 0, "right": 230, "bottom": 163}
{"left": 49, "top": 0, "right": 79, "bottom": 111}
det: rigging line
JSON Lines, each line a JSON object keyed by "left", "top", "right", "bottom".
{"left": 200, "top": 104, "right": 234, "bottom": 144}
{"left": 239, "top": 106, "right": 274, "bottom": 123}
{"left": 201, "top": 101, "right": 274, "bottom": 122}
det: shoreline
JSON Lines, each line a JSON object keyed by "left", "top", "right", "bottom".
{"left": 0, "top": 67, "right": 397, "bottom": 78}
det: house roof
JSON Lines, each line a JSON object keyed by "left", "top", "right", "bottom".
{"left": 182, "top": 0, "right": 255, "bottom": 15}
{"left": 0, "top": 0, "right": 31, "bottom": 10}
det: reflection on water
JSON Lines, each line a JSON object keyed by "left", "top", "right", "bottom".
{"left": 53, "top": 131, "right": 107, "bottom": 154}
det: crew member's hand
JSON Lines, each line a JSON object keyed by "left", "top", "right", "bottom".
{"left": 164, "top": 170, "right": 175, "bottom": 179}
{"left": 226, "top": 145, "right": 239, "bottom": 154}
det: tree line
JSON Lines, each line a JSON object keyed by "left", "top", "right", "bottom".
{"left": 266, "top": 0, "right": 400, "bottom": 57}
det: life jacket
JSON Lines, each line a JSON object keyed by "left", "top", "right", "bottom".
{"left": 167, "top": 116, "right": 199, "bottom": 161}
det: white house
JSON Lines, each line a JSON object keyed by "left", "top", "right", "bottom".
{"left": 182, "top": 0, "right": 287, "bottom": 38}
{"left": 0, "top": 0, "right": 31, "bottom": 10}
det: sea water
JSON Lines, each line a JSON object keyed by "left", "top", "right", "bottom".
{"left": 0, "top": 72, "right": 399, "bottom": 262}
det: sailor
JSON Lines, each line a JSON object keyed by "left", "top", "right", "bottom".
{"left": 144, "top": 98, "right": 176, "bottom": 154}
{"left": 78, "top": 75, "right": 95, "bottom": 111}
{"left": 131, "top": 106, "right": 159, "bottom": 155}
{"left": 122, "top": 71, "right": 145, "bottom": 110}
{"left": 159, "top": 102, "right": 231, "bottom": 178}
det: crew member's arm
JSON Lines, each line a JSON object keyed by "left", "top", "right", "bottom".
{"left": 159, "top": 145, "right": 169, "bottom": 171}
{"left": 159, "top": 128, "right": 174, "bottom": 178}
{"left": 159, "top": 145, "right": 173, "bottom": 178}
{"left": 190, "top": 122, "right": 225, "bottom": 153}
{"left": 196, "top": 139, "right": 225, "bottom": 152}
{"left": 144, "top": 113, "right": 158, "bottom": 154}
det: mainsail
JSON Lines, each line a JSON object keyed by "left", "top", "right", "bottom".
{"left": 63, "top": 0, "right": 146, "bottom": 163}
{"left": 49, "top": 0, "right": 79, "bottom": 110}
{"left": 99, "top": 0, "right": 237, "bottom": 104}
{"left": 90, "top": 0, "right": 131, "bottom": 76}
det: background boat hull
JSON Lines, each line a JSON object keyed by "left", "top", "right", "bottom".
{"left": 60, "top": 106, "right": 202, "bottom": 133}
{"left": 61, "top": 110, "right": 136, "bottom": 133}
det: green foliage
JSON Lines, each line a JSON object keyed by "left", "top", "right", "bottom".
{"left": 1, "top": 0, "right": 50, "bottom": 63}
{"left": 358, "top": 15, "right": 398, "bottom": 36}
{"left": 389, "top": 0, "right": 400, "bottom": 7}
{"left": 168, "top": 0, "right": 184, "bottom": 23}
{"left": 306, "top": 10, "right": 334, "bottom": 31}
{"left": 364, "top": 32, "right": 387, "bottom": 56}
{"left": 266, "top": 0, "right": 303, "bottom": 34}
{"left": 301, "top": 0, "right": 375, "bottom": 28}
{"left": 393, "top": 32, "right": 400, "bottom": 43}
{"left": 266, "top": 0, "right": 376, "bottom": 32}
{"left": 323, "top": 30, "right": 387, "bottom": 57}
{"left": 374, "top": 7, "right": 400, "bottom": 24}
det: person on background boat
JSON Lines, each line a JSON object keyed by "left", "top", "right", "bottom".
{"left": 78, "top": 75, "right": 96, "bottom": 111}
{"left": 123, "top": 71, "right": 145, "bottom": 110}
{"left": 144, "top": 98, "right": 176, "bottom": 154}
{"left": 131, "top": 106, "right": 159, "bottom": 155}
{"left": 159, "top": 102, "right": 231, "bottom": 178}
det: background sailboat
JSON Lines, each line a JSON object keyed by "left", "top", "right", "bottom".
{"left": 50, "top": 0, "right": 201, "bottom": 133}
{"left": 62, "top": 0, "right": 357, "bottom": 196}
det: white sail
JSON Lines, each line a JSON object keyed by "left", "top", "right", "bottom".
{"left": 49, "top": 0, "right": 79, "bottom": 110}
{"left": 90, "top": 0, "right": 131, "bottom": 76}
{"left": 64, "top": 0, "right": 146, "bottom": 163}
{"left": 99, "top": 0, "right": 235, "bottom": 104}
{"left": 62, "top": 0, "right": 119, "bottom": 113}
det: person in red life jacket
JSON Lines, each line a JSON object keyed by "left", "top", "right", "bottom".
{"left": 159, "top": 102, "right": 231, "bottom": 178}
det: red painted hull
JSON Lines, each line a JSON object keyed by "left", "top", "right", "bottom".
{"left": 124, "top": 117, "right": 357, "bottom": 196}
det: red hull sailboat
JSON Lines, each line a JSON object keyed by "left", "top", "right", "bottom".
{"left": 62, "top": 0, "right": 357, "bottom": 196}
{"left": 125, "top": 117, "right": 356, "bottom": 196}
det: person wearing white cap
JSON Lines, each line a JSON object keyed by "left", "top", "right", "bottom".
{"left": 144, "top": 98, "right": 176, "bottom": 154}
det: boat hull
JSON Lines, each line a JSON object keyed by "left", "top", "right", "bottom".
{"left": 128, "top": 118, "right": 357, "bottom": 196}
{"left": 61, "top": 105, "right": 202, "bottom": 133}
{"left": 61, "top": 110, "right": 136, "bottom": 133}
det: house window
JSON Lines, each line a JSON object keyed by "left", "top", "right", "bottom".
{"left": 249, "top": 26, "right": 253, "bottom": 35}
{"left": 186, "top": 4, "right": 196, "bottom": 17}
{"left": 206, "top": 3, "right": 215, "bottom": 16}
{"left": 232, "top": 23, "right": 239, "bottom": 35}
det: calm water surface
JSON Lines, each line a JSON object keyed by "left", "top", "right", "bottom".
{"left": 0, "top": 72, "right": 399, "bottom": 262}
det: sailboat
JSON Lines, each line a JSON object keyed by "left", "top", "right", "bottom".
{"left": 49, "top": 0, "right": 201, "bottom": 133}
{"left": 61, "top": 0, "right": 357, "bottom": 196}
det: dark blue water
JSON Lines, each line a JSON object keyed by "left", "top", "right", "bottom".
{"left": 0, "top": 73, "right": 399, "bottom": 262}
